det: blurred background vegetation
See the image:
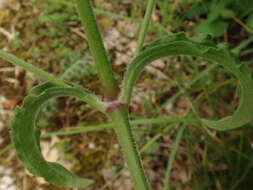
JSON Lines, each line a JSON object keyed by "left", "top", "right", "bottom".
{"left": 0, "top": 0, "right": 253, "bottom": 189}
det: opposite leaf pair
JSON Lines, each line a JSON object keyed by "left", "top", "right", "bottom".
{"left": 10, "top": 33, "right": 253, "bottom": 188}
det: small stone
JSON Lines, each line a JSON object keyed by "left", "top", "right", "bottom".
{"left": 151, "top": 59, "right": 165, "bottom": 69}
{"left": 2, "top": 175, "right": 13, "bottom": 185}
{"left": 0, "top": 0, "right": 7, "bottom": 9}
{"left": 88, "top": 143, "right": 95, "bottom": 149}
{"left": 7, "top": 186, "right": 17, "bottom": 190}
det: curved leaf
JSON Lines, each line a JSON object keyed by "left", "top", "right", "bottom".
{"left": 11, "top": 83, "right": 106, "bottom": 188}
{"left": 122, "top": 33, "right": 253, "bottom": 131}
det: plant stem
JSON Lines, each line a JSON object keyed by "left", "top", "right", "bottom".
{"left": 42, "top": 116, "right": 198, "bottom": 137}
{"left": 136, "top": 0, "right": 156, "bottom": 55}
{"left": 75, "top": 0, "right": 118, "bottom": 99}
{"left": 0, "top": 144, "right": 13, "bottom": 156}
{"left": 161, "top": 0, "right": 170, "bottom": 25}
{"left": 232, "top": 16, "right": 253, "bottom": 35}
{"left": 0, "top": 50, "right": 68, "bottom": 87}
{"left": 140, "top": 124, "right": 175, "bottom": 153}
{"left": 109, "top": 106, "right": 150, "bottom": 190}
{"left": 232, "top": 36, "right": 253, "bottom": 54}
{"left": 162, "top": 125, "right": 186, "bottom": 190}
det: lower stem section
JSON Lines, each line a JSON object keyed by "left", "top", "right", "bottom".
{"left": 109, "top": 106, "right": 150, "bottom": 190}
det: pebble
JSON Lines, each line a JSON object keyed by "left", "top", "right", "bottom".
{"left": 0, "top": 166, "right": 17, "bottom": 190}
{"left": 0, "top": 174, "right": 17, "bottom": 190}
{"left": 0, "top": 0, "right": 7, "bottom": 9}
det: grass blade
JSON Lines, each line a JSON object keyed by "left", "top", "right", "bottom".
{"left": 162, "top": 125, "right": 186, "bottom": 190}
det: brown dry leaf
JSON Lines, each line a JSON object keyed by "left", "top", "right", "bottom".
{"left": 177, "top": 169, "right": 191, "bottom": 183}
{"left": 3, "top": 99, "right": 19, "bottom": 110}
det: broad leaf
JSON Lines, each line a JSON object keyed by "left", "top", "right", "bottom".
{"left": 195, "top": 19, "right": 229, "bottom": 37}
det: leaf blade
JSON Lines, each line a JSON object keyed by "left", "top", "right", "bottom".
{"left": 11, "top": 83, "right": 106, "bottom": 188}
{"left": 122, "top": 33, "right": 253, "bottom": 131}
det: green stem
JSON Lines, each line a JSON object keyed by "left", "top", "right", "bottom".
{"left": 42, "top": 116, "right": 198, "bottom": 137}
{"left": 0, "top": 144, "right": 13, "bottom": 156}
{"left": 161, "top": 0, "right": 170, "bottom": 25}
{"left": 241, "top": 47, "right": 253, "bottom": 56}
{"left": 140, "top": 124, "right": 175, "bottom": 153}
{"left": 0, "top": 50, "right": 68, "bottom": 87}
{"left": 232, "top": 36, "right": 253, "bottom": 54}
{"left": 75, "top": 0, "right": 118, "bottom": 98}
{"left": 163, "top": 125, "right": 186, "bottom": 190}
{"left": 75, "top": 1, "right": 151, "bottom": 189}
{"left": 109, "top": 106, "right": 150, "bottom": 190}
{"left": 136, "top": 0, "right": 156, "bottom": 55}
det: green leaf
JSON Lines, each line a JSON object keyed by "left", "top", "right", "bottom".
{"left": 220, "top": 9, "right": 236, "bottom": 19}
{"left": 195, "top": 19, "right": 229, "bottom": 37}
{"left": 192, "top": 0, "right": 232, "bottom": 37}
{"left": 11, "top": 83, "right": 106, "bottom": 188}
{"left": 246, "top": 14, "right": 253, "bottom": 30}
{"left": 38, "top": 13, "right": 69, "bottom": 25}
{"left": 207, "top": 0, "right": 233, "bottom": 22}
{"left": 122, "top": 33, "right": 253, "bottom": 131}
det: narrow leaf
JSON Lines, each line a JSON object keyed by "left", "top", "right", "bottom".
{"left": 122, "top": 33, "right": 253, "bottom": 131}
{"left": 11, "top": 83, "right": 105, "bottom": 188}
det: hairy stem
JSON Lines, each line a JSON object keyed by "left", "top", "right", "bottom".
{"left": 75, "top": 0, "right": 118, "bottom": 98}
{"left": 0, "top": 50, "right": 68, "bottom": 87}
{"left": 109, "top": 106, "right": 150, "bottom": 190}
{"left": 76, "top": 1, "right": 153, "bottom": 189}
{"left": 136, "top": 0, "right": 156, "bottom": 55}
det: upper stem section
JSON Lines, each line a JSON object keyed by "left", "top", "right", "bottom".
{"left": 75, "top": 0, "right": 119, "bottom": 99}
{"left": 136, "top": 0, "right": 156, "bottom": 55}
